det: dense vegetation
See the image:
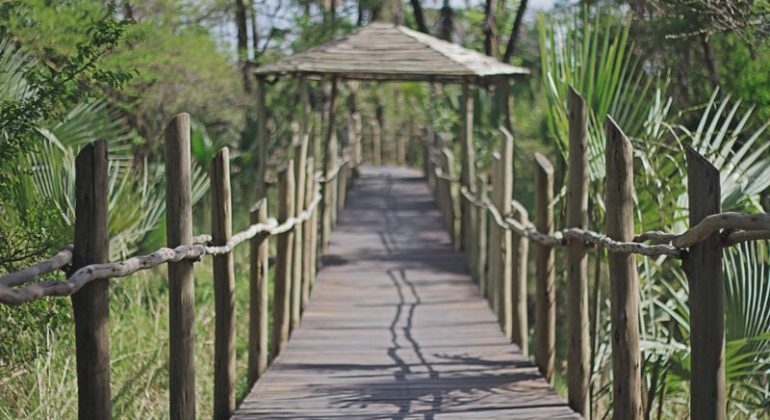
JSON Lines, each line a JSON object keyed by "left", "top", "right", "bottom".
{"left": 1, "top": 0, "right": 769, "bottom": 418}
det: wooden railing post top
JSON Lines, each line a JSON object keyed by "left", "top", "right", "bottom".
{"left": 251, "top": 197, "right": 267, "bottom": 214}
{"left": 279, "top": 159, "right": 295, "bottom": 176}
{"left": 165, "top": 112, "right": 191, "bottom": 136}
{"left": 534, "top": 153, "right": 554, "bottom": 175}
{"left": 215, "top": 146, "right": 230, "bottom": 161}
{"left": 685, "top": 144, "right": 719, "bottom": 179}
{"left": 567, "top": 86, "right": 585, "bottom": 106}
{"left": 499, "top": 125, "right": 513, "bottom": 141}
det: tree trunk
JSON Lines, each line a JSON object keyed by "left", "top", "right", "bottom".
{"left": 439, "top": 0, "right": 453, "bottom": 41}
{"left": 235, "top": 0, "right": 251, "bottom": 92}
{"left": 410, "top": 0, "right": 429, "bottom": 34}
{"left": 503, "top": 0, "right": 528, "bottom": 63}
{"left": 701, "top": 35, "right": 720, "bottom": 88}
{"left": 249, "top": 0, "right": 259, "bottom": 63}
{"left": 484, "top": 0, "right": 498, "bottom": 56}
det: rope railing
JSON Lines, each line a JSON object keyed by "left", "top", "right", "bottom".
{"left": 0, "top": 177, "right": 328, "bottom": 306}
{"left": 461, "top": 185, "right": 768, "bottom": 257}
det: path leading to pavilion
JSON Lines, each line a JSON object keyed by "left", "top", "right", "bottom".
{"left": 235, "top": 166, "right": 578, "bottom": 419}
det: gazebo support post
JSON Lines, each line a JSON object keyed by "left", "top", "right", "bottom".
{"left": 460, "top": 79, "right": 476, "bottom": 258}
{"left": 300, "top": 77, "right": 310, "bottom": 151}
{"left": 321, "top": 76, "right": 339, "bottom": 253}
{"left": 256, "top": 77, "right": 269, "bottom": 200}
{"left": 498, "top": 77, "right": 513, "bottom": 132}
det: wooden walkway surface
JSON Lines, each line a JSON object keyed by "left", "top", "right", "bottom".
{"left": 235, "top": 166, "right": 578, "bottom": 419}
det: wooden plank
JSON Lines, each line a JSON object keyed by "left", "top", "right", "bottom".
{"left": 70, "top": 140, "right": 111, "bottom": 420}
{"left": 605, "top": 119, "right": 642, "bottom": 419}
{"left": 248, "top": 199, "right": 269, "bottom": 386}
{"left": 273, "top": 161, "right": 296, "bottom": 357}
{"left": 164, "top": 113, "right": 196, "bottom": 420}
{"left": 211, "top": 147, "right": 236, "bottom": 419}
{"left": 534, "top": 153, "right": 555, "bottom": 382}
{"left": 566, "top": 87, "right": 590, "bottom": 416}
{"left": 235, "top": 167, "right": 573, "bottom": 419}
{"left": 684, "top": 146, "right": 726, "bottom": 420}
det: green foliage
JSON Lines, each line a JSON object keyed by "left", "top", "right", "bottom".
{"left": 0, "top": 9, "right": 133, "bottom": 168}
{"left": 538, "top": 8, "right": 657, "bottom": 180}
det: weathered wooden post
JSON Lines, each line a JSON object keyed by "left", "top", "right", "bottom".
{"left": 684, "top": 146, "right": 725, "bottom": 420}
{"left": 375, "top": 103, "right": 385, "bottom": 164}
{"left": 476, "top": 175, "right": 488, "bottom": 298}
{"left": 460, "top": 80, "right": 477, "bottom": 255}
{"left": 440, "top": 149, "right": 460, "bottom": 249}
{"left": 321, "top": 77, "right": 339, "bottom": 253}
{"left": 248, "top": 199, "right": 269, "bottom": 387}
{"left": 495, "top": 132, "right": 513, "bottom": 340}
{"left": 511, "top": 200, "right": 529, "bottom": 354}
{"left": 211, "top": 147, "right": 236, "bottom": 420}
{"left": 310, "top": 174, "right": 320, "bottom": 284}
{"left": 487, "top": 154, "right": 501, "bottom": 309}
{"left": 292, "top": 133, "right": 308, "bottom": 330}
{"left": 165, "top": 113, "right": 196, "bottom": 420}
{"left": 337, "top": 159, "right": 350, "bottom": 215}
{"left": 534, "top": 153, "right": 555, "bottom": 382}
{"left": 372, "top": 120, "right": 382, "bottom": 166}
{"left": 347, "top": 89, "right": 363, "bottom": 171}
{"left": 71, "top": 140, "right": 110, "bottom": 420}
{"left": 273, "top": 160, "right": 295, "bottom": 357}
{"left": 566, "top": 87, "right": 590, "bottom": 416}
{"left": 302, "top": 158, "right": 315, "bottom": 308}
{"left": 605, "top": 118, "right": 642, "bottom": 419}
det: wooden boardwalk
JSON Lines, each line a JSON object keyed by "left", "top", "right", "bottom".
{"left": 235, "top": 166, "right": 578, "bottom": 419}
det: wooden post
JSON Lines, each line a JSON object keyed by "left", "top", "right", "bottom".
{"left": 354, "top": 114, "right": 363, "bottom": 168}
{"left": 272, "top": 160, "right": 295, "bottom": 358}
{"left": 337, "top": 159, "right": 348, "bottom": 216}
{"left": 292, "top": 134, "right": 308, "bottom": 330}
{"left": 511, "top": 200, "right": 529, "bottom": 354}
{"left": 684, "top": 146, "right": 725, "bottom": 420}
{"left": 272, "top": 160, "right": 295, "bottom": 357}
{"left": 566, "top": 87, "right": 590, "bottom": 416}
{"left": 496, "top": 131, "right": 513, "bottom": 340}
{"left": 476, "top": 174, "right": 488, "bottom": 298}
{"left": 487, "top": 154, "right": 501, "bottom": 309}
{"left": 534, "top": 153, "right": 555, "bottom": 382}
{"left": 605, "top": 118, "right": 642, "bottom": 419}
{"left": 440, "top": 149, "right": 460, "bottom": 249}
{"left": 347, "top": 89, "right": 363, "bottom": 170}
{"left": 211, "top": 148, "right": 235, "bottom": 420}
{"left": 460, "top": 80, "right": 476, "bottom": 255}
{"left": 302, "top": 158, "right": 315, "bottom": 308}
{"left": 300, "top": 77, "right": 310, "bottom": 146}
{"left": 321, "top": 77, "right": 338, "bottom": 253}
{"left": 247, "top": 199, "right": 269, "bottom": 387}
{"left": 498, "top": 77, "right": 513, "bottom": 132}
{"left": 372, "top": 120, "right": 382, "bottom": 166}
{"left": 71, "top": 140, "right": 110, "bottom": 420}
{"left": 256, "top": 78, "right": 269, "bottom": 199}
{"left": 165, "top": 113, "right": 196, "bottom": 420}
{"left": 310, "top": 175, "right": 321, "bottom": 282}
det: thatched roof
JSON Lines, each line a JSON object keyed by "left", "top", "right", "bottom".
{"left": 254, "top": 22, "right": 530, "bottom": 82}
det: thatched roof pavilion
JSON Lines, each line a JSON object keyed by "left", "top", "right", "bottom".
{"left": 253, "top": 22, "right": 530, "bottom": 236}
{"left": 254, "top": 22, "right": 529, "bottom": 82}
